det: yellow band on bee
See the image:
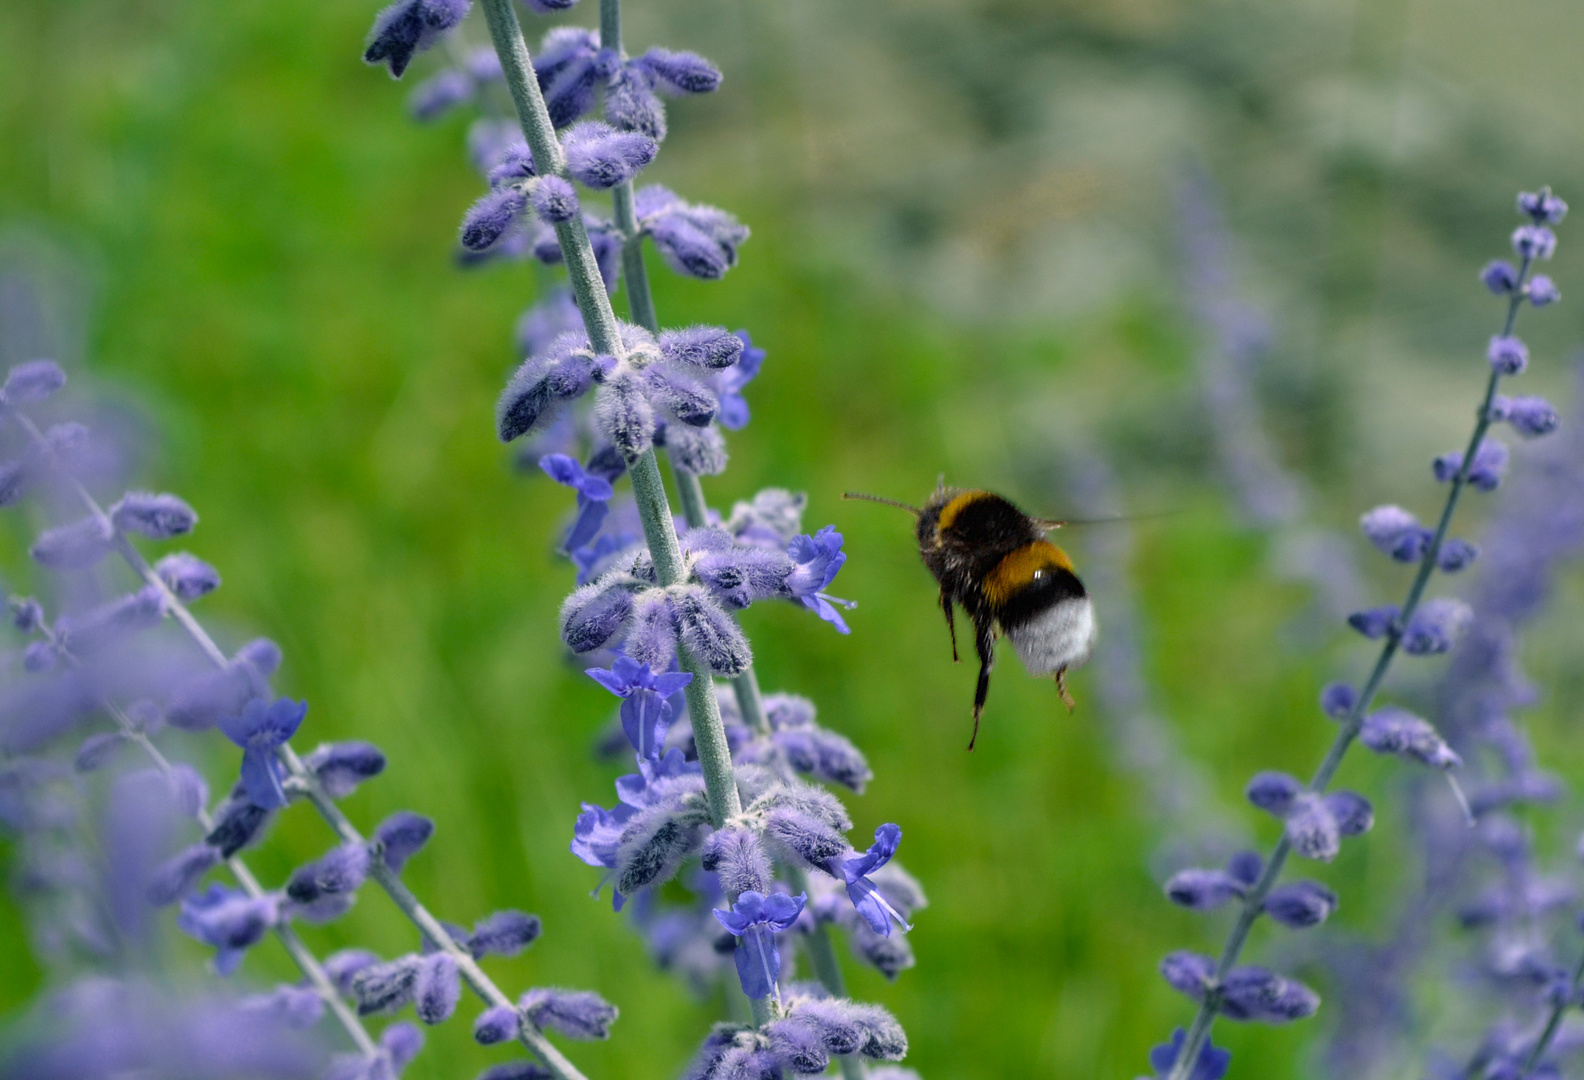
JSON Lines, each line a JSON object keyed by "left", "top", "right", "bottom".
{"left": 983, "top": 540, "right": 1074, "bottom": 607}
{"left": 936, "top": 490, "right": 993, "bottom": 533}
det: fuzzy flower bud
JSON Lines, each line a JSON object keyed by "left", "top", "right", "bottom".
{"left": 110, "top": 492, "right": 198, "bottom": 539}
{"left": 1400, "top": 597, "right": 1473, "bottom": 655}
{"left": 155, "top": 552, "right": 222, "bottom": 600}
{"left": 414, "top": 952, "right": 461, "bottom": 1024}
{"left": 1358, "top": 505, "right": 1432, "bottom": 562}
{"left": 1, "top": 359, "right": 67, "bottom": 404}
{"left": 561, "top": 122, "right": 657, "bottom": 189}
{"left": 531, "top": 176, "right": 580, "bottom": 224}
{"left": 518, "top": 989, "right": 619, "bottom": 1040}
{"left": 1262, "top": 881, "right": 1338, "bottom": 928}
{"left": 1487, "top": 335, "right": 1529, "bottom": 375}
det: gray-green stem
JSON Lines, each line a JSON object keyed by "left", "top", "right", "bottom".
{"left": 1166, "top": 257, "right": 1536, "bottom": 1080}
{"left": 8, "top": 409, "right": 591, "bottom": 1080}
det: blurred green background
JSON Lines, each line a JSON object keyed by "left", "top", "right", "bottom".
{"left": 3, "top": 0, "right": 1584, "bottom": 1077}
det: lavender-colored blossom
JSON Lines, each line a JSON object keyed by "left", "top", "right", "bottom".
{"left": 218, "top": 697, "right": 307, "bottom": 809}
{"left": 109, "top": 491, "right": 197, "bottom": 539}
{"left": 1435, "top": 438, "right": 1509, "bottom": 490}
{"left": 1437, "top": 537, "right": 1481, "bottom": 572}
{"left": 413, "top": 952, "right": 461, "bottom": 1024}
{"left": 541, "top": 452, "right": 614, "bottom": 551}
{"left": 658, "top": 325, "right": 745, "bottom": 370}
{"left": 488, "top": 142, "right": 540, "bottom": 186}
{"left": 605, "top": 63, "right": 666, "bottom": 139}
{"left": 531, "top": 28, "right": 609, "bottom": 128}
{"left": 303, "top": 740, "right": 387, "bottom": 798}
{"left": 1527, "top": 274, "right": 1561, "bottom": 306}
{"left": 786, "top": 527, "right": 855, "bottom": 633}
{"left": 701, "top": 828, "right": 773, "bottom": 897}
{"left": 642, "top": 364, "right": 720, "bottom": 427}
{"left": 658, "top": 422, "right": 727, "bottom": 477}
{"left": 560, "top": 121, "right": 656, "bottom": 189}
{"left": 1, "top": 358, "right": 67, "bottom": 403}
{"left": 1490, "top": 394, "right": 1561, "bottom": 438}
{"left": 461, "top": 187, "right": 529, "bottom": 252}
{"left": 363, "top": 0, "right": 470, "bottom": 79}
{"left": 1165, "top": 867, "right": 1246, "bottom": 911}
{"left": 1147, "top": 1028, "right": 1231, "bottom": 1080}
{"left": 713, "top": 890, "right": 807, "bottom": 999}
{"left": 285, "top": 842, "right": 371, "bottom": 904}
{"left": 1482, "top": 261, "right": 1519, "bottom": 295}
{"left": 588, "top": 655, "right": 692, "bottom": 761}
{"left": 177, "top": 883, "right": 277, "bottom": 975}
{"left": 1359, "top": 706, "right": 1460, "bottom": 769}
{"left": 350, "top": 955, "right": 422, "bottom": 1015}
{"left": 147, "top": 842, "right": 222, "bottom": 905}
{"left": 1320, "top": 682, "right": 1356, "bottom": 720}
{"left": 639, "top": 48, "right": 722, "bottom": 94}
{"left": 827, "top": 824, "right": 912, "bottom": 936}
{"left": 531, "top": 176, "right": 580, "bottom": 225}
{"left": 409, "top": 68, "right": 474, "bottom": 121}
{"left": 1359, "top": 505, "right": 1433, "bottom": 562}
{"left": 1161, "top": 951, "right": 1217, "bottom": 999}
{"left": 712, "top": 332, "right": 765, "bottom": 430}
{"left": 1487, "top": 335, "right": 1530, "bottom": 376}
{"left": 694, "top": 544, "right": 793, "bottom": 610}
{"left": 373, "top": 810, "right": 435, "bottom": 872}
{"left": 636, "top": 186, "right": 749, "bottom": 280}
{"left": 560, "top": 574, "right": 637, "bottom": 652}
{"left": 518, "top": 988, "right": 618, "bottom": 1040}
{"left": 468, "top": 909, "right": 542, "bottom": 958}
{"left": 673, "top": 585, "right": 752, "bottom": 674}
{"left": 1286, "top": 791, "right": 1374, "bottom": 862}
{"left": 1512, "top": 225, "right": 1558, "bottom": 261}
{"left": 1519, "top": 189, "right": 1569, "bottom": 223}
{"left": 1262, "top": 881, "right": 1338, "bottom": 928}
{"left": 1218, "top": 966, "right": 1320, "bottom": 1022}
{"left": 154, "top": 551, "right": 221, "bottom": 600}
{"left": 31, "top": 514, "right": 115, "bottom": 571}
{"left": 1401, "top": 597, "right": 1473, "bottom": 655}
{"left": 474, "top": 1004, "right": 520, "bottom": 1044}
{"left": 1347, "top": 605, "right": 1399, "bottom": 640}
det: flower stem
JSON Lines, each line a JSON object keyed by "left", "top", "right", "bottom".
{"left": 1165, "top": 263, "right": 1534, "bottom": 1080}
{"left": 1515, "top": 946, "right": 1584, "bottom": 1079}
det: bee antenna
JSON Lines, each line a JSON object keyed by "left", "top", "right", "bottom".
{"left": 842, "top": 492, "right": 921, "bottom": 516}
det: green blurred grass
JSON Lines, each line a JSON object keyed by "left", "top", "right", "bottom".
{"left": 2, "top": 2, "right": 1584, "bottom": 1079}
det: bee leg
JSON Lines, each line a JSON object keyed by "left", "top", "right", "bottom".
{"left": 939, "top": 591, "right": 960, "bottom": 662}
{"left": 968, "top": 625, "right": 994, "bottom": 751}
{"left": 1055, "top": 667, "right": 1076, "bottom": 712}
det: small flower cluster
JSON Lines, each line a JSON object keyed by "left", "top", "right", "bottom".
{"left": 2, "top": 358, "right": 611, "bottom": 1080}
{"left": 1145, "top": 191, "right": 1569, "bottom": 1080}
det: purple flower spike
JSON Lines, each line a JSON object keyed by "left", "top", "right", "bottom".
{"left": 561, "top": 121, "right": 657, "bottom": 189}
{"left": 461, "top": 187, "right": 528, "bottom": 251}
{"left": 1347, "top": 605, "right": 1398, "bottom": 640}
{"left": 532, "top": 176, "right": 580, "bottom": 224}
{"left": 1436, "top": 537, "right": 1481, "bottom": 572}
{"left": 1358, "top": 505, "right": 1432, "bottom": 562}
{"left": 586, "top": 655, "right": 692, "bottom": 761}
{"left": 713, "top": 890, "right": 808, "bottom": 999}
{"left": 1512, "top": 224, "right": 1558, "bottom": 261}
{"left": 363, "top": 0, "right": 471, "bottom": 79}
{"left": 1148, "top": 1028, "right": 1231, "bottom": 1080}
{"left": 786, "top": 527, "right": 855, "bottom": 633}
{"left": 218, "top": 697, "right": 307, "bottom": 809}
{"left": 1527, "top": 274, "right": 1561, "bottom": 306}
{"left": 1519, "top": 188, "right": 1569, "bottom": 224}
{"left": 2, "top": 358, "right": 67, "bottom": 404}
{"left": 1262, "top": 881, "right": 1338, "bottom": 928}
{"left": 1164, "top": 868, "right": 1246, "bottom": 911}
{"left": 1481, "top": 260, "right": 1519, "bottom": 294}
{"left": 1400, "top": 597, "right": 1473, "bottom": 655}
{"left": 828, "top": 824, "right": 912, "bottom": 936}
{"left": 177, "top": 883, "right": 277, "bottom": 975}
{"left": 1361, "top": 706, "right": 1460, "bottom": 769}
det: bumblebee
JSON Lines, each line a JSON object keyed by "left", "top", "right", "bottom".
{"left": 846, "top": 484, "right": 1096, "bottom": 750}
